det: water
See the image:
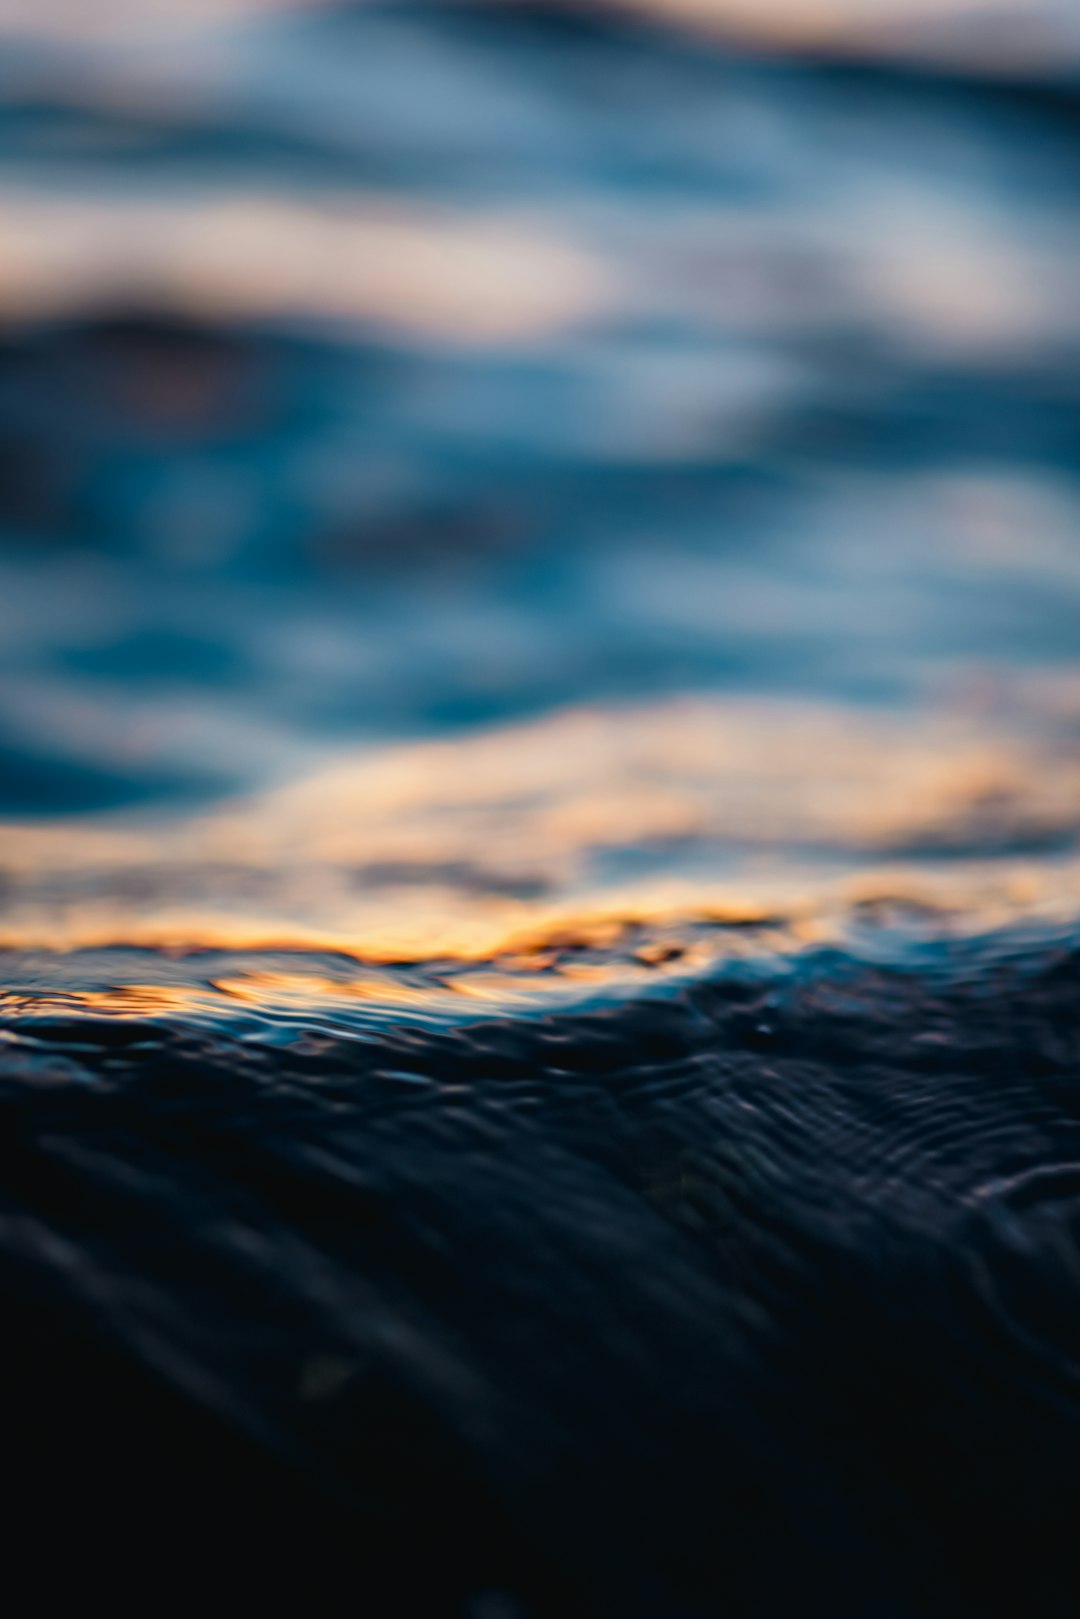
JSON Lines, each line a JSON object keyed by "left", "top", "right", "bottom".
{"left": 1, "top": 4, "right": 1079, "bottom": 1614}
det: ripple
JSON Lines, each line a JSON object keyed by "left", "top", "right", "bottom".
{"left": 3, "top": 934, "right": 1080, "bottom": 1613}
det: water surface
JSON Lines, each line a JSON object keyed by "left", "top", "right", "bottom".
{"left": 1, "top": 5, "right": 1079, "bottom": 1615}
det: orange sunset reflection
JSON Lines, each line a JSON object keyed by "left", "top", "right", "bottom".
{"left": 2, "top": 691, "right": 1079, "bottom": 987}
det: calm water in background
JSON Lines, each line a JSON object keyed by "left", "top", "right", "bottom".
{"left": 2, "top": 5, "right": 1080, "bottom": 1616}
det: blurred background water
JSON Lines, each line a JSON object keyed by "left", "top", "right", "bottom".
{"left": 0, "top": 6, "right": 1076, "bottom": 968}
{"left": 0, "top": 4, "right": 1078, "bottom": 1005}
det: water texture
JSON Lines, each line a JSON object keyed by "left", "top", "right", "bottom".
{"left": 1, "top": 3, "right": 1079, "bottom": 1614}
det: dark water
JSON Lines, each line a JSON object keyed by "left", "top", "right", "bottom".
{"left": 2, "top": 3, "right": 1080, "bottom": 1614}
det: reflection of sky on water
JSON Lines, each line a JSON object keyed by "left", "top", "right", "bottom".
{"left": 0, "top": 0, "right": 1077, "bottom": 1005}
{"left": 5, "top": 1, "right": 1080, "bottom": 66}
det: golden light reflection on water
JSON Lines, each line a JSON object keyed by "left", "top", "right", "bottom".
{"left": 590, "top": 0, "right": 1079, "bottom": 68}
{"left": 2, "top": 694, "right": 1079, "bottom": 986}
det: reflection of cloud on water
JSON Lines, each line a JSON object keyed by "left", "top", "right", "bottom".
{"left": 580, "top": 0, "right": 1080, "bottom": 70}
{"left": 3, "top": 0, "right": 1080, "bottom": 74}
{"left": 2, "top": 691, "right": 1080, "bottom": 965}
{"left": 0, "top": 192, "right": 612, "bottom": 344}
{"left": 0, "top": 172, "right": 1073, "bottom": 368}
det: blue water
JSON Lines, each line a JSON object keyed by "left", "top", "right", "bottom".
{"left": 1, "top": 7, "right": 1080, "bottom": 1616}
{"left": 0, "top": 5, "right": 1077, "bottom": 819}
